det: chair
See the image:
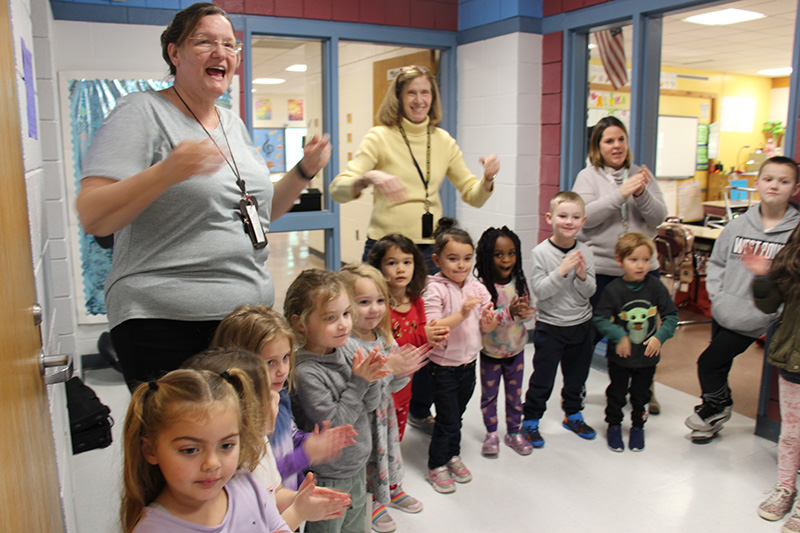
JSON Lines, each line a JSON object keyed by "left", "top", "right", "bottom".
{"left": 655, "top": 219, "right": 709, "bottom": 327}
{"left": 706, "top": 184, "right": 757, "bottom": 228}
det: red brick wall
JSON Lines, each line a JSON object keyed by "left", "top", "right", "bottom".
{"left": 215, "top": 0, "right": 458, "bottom": 31}
{"left": 538, "top": 0, "right": 613, "bottom": 241}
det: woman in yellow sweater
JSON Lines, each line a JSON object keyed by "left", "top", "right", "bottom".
{"left": 331, "top": 65, "right": 499, "bottom": 435}
{"left": 331, "top": 65, "right": 500, "bottom": 268}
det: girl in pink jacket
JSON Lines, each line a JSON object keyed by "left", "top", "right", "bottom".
{"left": 422, "top": 218, "right": 496, "bottom": 495}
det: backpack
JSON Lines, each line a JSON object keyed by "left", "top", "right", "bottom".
{"left": 65, "top": 376, "right": 114, "bottom": 454}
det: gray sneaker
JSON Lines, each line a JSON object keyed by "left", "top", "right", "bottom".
{"left": 685, "top": 403, "right": 733, "bottom": 432}
{"left": 408, "top": 415, "right": 435, "bottom": 435}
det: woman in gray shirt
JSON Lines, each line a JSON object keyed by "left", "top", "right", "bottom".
{"left": 77, "top": 3, "right": 330, "bottom": 390}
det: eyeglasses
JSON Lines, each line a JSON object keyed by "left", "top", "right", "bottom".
{"left": 187, "top": 36, "right": 243, "bottom": 56}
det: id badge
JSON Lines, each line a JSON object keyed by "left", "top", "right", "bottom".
{"left": 238, "top": 197, "right": 268, "bottom": 249}
{"left": 422, "top": 212, "right": 434, "bottom": 239}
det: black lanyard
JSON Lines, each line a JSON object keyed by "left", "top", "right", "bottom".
{"left": 173, "top": 86, "right": 247, "bottom": 198}
{"left": 398, "top": 124, "right": 431, "bottom": 214}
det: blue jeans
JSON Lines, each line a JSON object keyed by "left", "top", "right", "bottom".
{"left": 428, "top": 361, "right": 476, "bottom": 469}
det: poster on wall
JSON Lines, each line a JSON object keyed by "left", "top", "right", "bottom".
{"left": 255, "top": 98, "right": 272, "bottom": 120}
{"left": 288, "top": 98, "right": 304, "bottom": 121}
{"left": 253, "top": 128, "right": 286, "bottom": 172}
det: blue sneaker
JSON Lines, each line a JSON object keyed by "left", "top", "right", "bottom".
{"left": 629, "top": 426, "right": 645, "bottom": 451}
{"left": 521, "top": 420, "right": 545, "bottom": 448}
{"left": 607, "top": 425, "right": 624, "bottom": 452}
{"left": 562, "top": 413, "right": 596, "bottom": 440}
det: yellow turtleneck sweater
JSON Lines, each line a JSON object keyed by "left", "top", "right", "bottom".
{"left": 331, "top": 117, "right": 492, "bottom": 244}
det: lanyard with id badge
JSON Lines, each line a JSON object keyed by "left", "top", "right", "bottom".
{"left": 399, "top": 124, "right": 434, "bottom": 238}
{"left": 174, "top": 86, "right": 268, "bottom": 249}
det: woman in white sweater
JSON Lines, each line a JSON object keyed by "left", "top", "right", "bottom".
{"left": 572, "top": 116, "right": 668, "bottom": 411}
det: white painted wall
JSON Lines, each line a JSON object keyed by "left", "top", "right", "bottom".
{"left": 456, "top": 32, "right": 542, "bottom": 261}
{"left": 8, "top": 0, "right": 79, "bottom": 530}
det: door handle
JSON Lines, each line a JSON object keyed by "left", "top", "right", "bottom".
{"left": 40, "top": 350, "right": 74, "bottom": 385}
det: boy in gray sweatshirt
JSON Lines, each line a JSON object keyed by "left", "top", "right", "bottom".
{"left": 521, "top": 191, "right": 598, "bottom": 447}
{"left": 685, "top": 156, "right": 800, "bottom": 439}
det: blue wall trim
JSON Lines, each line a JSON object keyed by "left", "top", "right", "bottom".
{"left": 457, "top": 16, "right": 541, "bottom": 45}
{"left": 51, "top": 1, "right": 178, "bottom": 24}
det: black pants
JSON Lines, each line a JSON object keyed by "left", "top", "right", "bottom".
{"left": 696, "top": 319, "right": 757, "bottom": 407}
{"left": 428, "top": 361, "right": 476, "bottom": 469}
{"left": 605, "top": 361, "right": 656, "bottom": 426}
{"left": 522, "top": 322, "right": 594, "bottom": 421}
{"left": 111, "top": 318, "right": 221, "bottom": 392}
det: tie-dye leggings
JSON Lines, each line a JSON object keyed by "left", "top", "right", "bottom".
{"left": 480, "top": 350, "right": 525, "bottom": 434}
{"left": 778, "top": 374, "right": 800, "bottom": 489}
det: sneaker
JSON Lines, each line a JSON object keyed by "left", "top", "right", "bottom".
{"left": 504, "top": 432, "right": 533, "bottom": 456}
{"left": 629, "top": 426, "right": 645, "bottom": 451}
{"left": 371, "top": 502, "right": 397, "bottom": 533}
{"left": 784, "top": 499, "right": 800, "bottom": 532}
{"left": 685, "top": 403, "right": 733, "bottom": 432}
{"left": 521, "top": 420, "right": 545, "bottom": 448}
{"left": 388, "top": 489, "right": 423, "bottom": 513}
{"left": 649, "top": 384, "right": 661, "bottom": 415}
{"left": 758, "top": 485, "right": 796, "bottom": 521}
{"left": 427, "top": 466, "right": 455, "bottom": 494}
{"left": 607, "top": 425, "right": 624, "bottom": 452}
{"left": 408, "top": 415, "right": 435, "bottom": 436}
{"left": 446, "top": 456, "right": 472, "bottom": 483}
{"left": 563, "top": 412, "right": 597, "bottom": 439}
{"left": 481, "top": 432, "right": 500, "bottom": 457}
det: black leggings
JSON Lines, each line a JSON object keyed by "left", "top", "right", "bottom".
{"left": 696, "top": 320, "right": 758, "bottom": 407}
{"left": 111, "top": 318, "right": 221, "bottom": 392}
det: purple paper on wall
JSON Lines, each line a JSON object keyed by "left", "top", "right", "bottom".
{"left": 21, "top": 37, "right": 37, "bottom": 140}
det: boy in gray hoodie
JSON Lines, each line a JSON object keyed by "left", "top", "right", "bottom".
{"left": 686, "top": 156, "right": 800, "bottom": 439}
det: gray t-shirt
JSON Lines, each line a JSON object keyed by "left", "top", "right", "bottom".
{"left": 81, "top": 91, "right": 274, "bottom": 328}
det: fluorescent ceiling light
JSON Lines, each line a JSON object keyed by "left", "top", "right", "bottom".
{"left": 683, "top": 8, "right": 765, "bottom": 26}
{"left": 757, "top": 67, "right": 793, "bottom": 77}
{"left": 253, "top": 78, "right": 286, "bottom": 85}
{"left": 286, "top": 64, "right": 308, "bottom": 72}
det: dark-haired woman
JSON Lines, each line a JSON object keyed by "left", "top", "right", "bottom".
{"left": 572, "top": 116, "right": 667, "bottom": 411}
{"left": 76, "top": 3, "right": 331, "bottom": 390}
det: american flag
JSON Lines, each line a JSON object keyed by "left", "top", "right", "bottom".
{"left": 595, "top": 27, "right": 628, "bottom": 90}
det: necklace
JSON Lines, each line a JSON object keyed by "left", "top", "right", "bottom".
{"left": 173, "top": 86, "right": 247, "bottom": 196}
{"left": 172, "top": 86, "right": 267, "bottom": 249}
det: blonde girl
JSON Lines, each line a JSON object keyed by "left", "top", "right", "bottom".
{"left": 121, "top": 367, "right": 289, "bottom": 532}
{"left": 285, "top": 268, "right": 389, "bottom": 533}
{"left": 339, "top": 264, "right": 428, "bottom": 533}
{"left": 211, "top": 305, "right": 356, "bottom": 492}
{"left": 183, "top": 347, "right": 351, "bottom": 530}
{"left": 367, "top": 234, "right": 449, "bottom": 439}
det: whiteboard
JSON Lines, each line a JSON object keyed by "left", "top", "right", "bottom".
{"left": 655, "top": 115, "right": 698, "bottom": 178}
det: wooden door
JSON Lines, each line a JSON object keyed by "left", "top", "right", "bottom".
{"left": 372, "top": 50, "right": 437, "bottom": 126}
{"left": 0, "top": 0, "right": 66, "bottom": 530}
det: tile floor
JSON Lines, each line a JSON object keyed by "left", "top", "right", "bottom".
{"left": 73, "top": 344, "right": 785, "bottom": 533}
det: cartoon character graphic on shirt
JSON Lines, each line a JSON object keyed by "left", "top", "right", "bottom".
{"left": 618, "top": 300, "right": 658, "bottom": 346}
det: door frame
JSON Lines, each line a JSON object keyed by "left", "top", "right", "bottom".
{"left": 239, "top": 15, "right": 458, "bottom": 269}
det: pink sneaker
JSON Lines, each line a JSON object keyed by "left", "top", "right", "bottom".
{"left": 504, "top": 432, "right": 533, "bottom": 456}
{"left": 446, "top": 456, "right": 472, "bottom": 483}
{"left": 427, "top": 466, "right": 456, "bottom": 494}
{"left": 481, "top": 432, "right": 499, "bottom": 457}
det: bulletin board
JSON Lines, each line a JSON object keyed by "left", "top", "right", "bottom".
{"left": 655, "top": 115, "right": 698, "bottom": 178}
{"left": 253, "top": 128, "right": 286, "bottom": 172}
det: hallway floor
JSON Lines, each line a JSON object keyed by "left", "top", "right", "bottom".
{"left": 74, "top": 345, "right": 782, "bottom": 533}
